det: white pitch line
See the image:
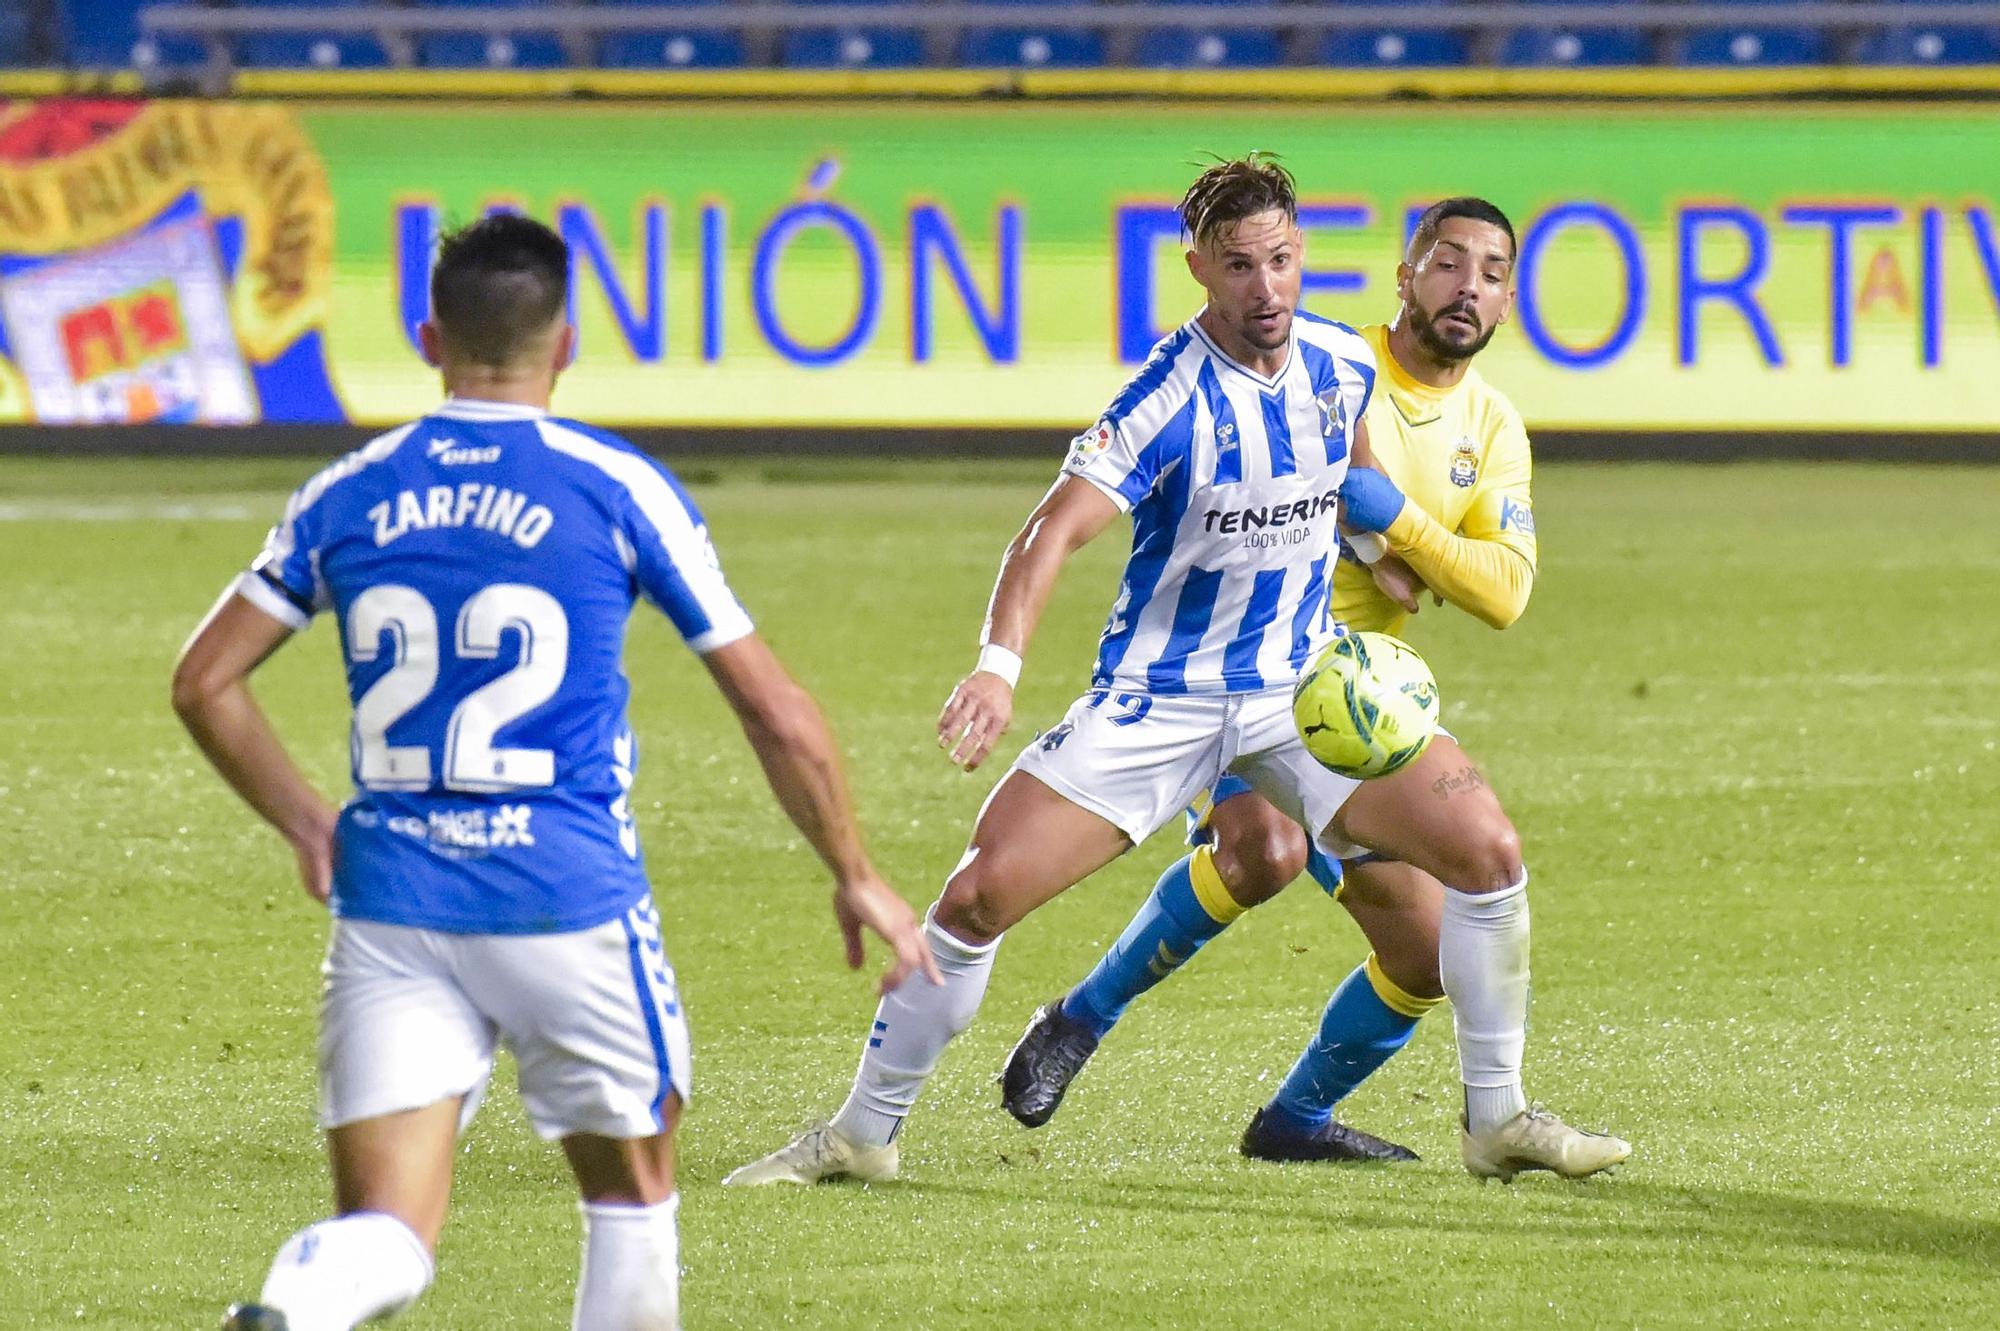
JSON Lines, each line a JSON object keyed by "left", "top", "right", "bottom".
{"left": 0, "top": 500, "right": 264, "bottom": 522}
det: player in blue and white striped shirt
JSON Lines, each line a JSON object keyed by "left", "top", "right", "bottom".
{"left": 729, "top": 156, "right": 1620, "bottom": 1189}
{"left": 174, "top": 215, "right": 932, "bottom": 1331}
{"left": 1073, "top": 304, "right": 1372, "bottom": 695}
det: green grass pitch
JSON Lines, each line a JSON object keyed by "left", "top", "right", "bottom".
{"left": 2, "top": 456, "right": 1997, "bottom": 1330}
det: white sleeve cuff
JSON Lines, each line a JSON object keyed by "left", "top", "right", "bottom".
{"left": 1065, "top": 468, "right": 1133, "bottom": 513}
{"left": 233, "top": 570, "right": 311, "bottom": 630}
{"left": 687, "top": 612, "right": 755, "bottom": 656}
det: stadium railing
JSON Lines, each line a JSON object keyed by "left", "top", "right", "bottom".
{"left": 74, "top": 2, "right": 2000, "bottom": 86}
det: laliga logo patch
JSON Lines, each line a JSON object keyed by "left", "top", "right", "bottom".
{"left": 1070, "top": 420, "right": 1114, "bottom": 461}
{"left": 1449, "top": 437, "right": 1480, "bottom": 488}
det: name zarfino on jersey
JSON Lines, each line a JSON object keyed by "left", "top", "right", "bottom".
{"left": 368, "top": 483, "right": 555, "bottom": 549}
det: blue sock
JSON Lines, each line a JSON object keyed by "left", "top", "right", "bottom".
{"left": 1266, "top": 955, "right": 1438, "bottom": 1131}
{"left": 1061, "top": 847, "right": 1242, "bottom": 1039}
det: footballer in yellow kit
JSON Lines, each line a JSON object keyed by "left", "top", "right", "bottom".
{"left": 1334, "top": 317, "right": 1536, "bottom": 637}
{"left": 1001, "top": 197, "right": 1624, "bottom": 1178}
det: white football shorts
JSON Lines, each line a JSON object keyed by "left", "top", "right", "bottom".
{"left": 1010, "top": 684, "right": 1367, "bottom": 860}
{"left": 318, "top": 895, "right": 690, "bottom": 1141}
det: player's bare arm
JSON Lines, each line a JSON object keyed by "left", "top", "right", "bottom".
{"left": 937, "top": 475, "right": 1120, "bottom": 771}
{"left": 704, "top": 633, "right": 941, "bottom": 993}
{"left": 171, "top": 591, "right": 339, "bottom": 904}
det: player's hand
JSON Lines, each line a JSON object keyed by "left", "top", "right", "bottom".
{"left": 937, "top": 670, "right": 1014, "bottom": 771}
{"left": 1371, "top": 553, "right": 1429, "bottom": 615}
{"left": 833, "top": 873, "right": 943, "bottom": 995}
{"left": 288, "top": 810, "right": 337, "bottom": 906}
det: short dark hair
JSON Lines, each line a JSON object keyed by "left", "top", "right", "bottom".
{"left": 1408, "top": 197, "right": 1517, "bottom": 263}
{"left": 1178, "top": 153, "right": 1298, "bottom": 248}
{"left": 429, "top": 214, "right": 570, "bottom": 366}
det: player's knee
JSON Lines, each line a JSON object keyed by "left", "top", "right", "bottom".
{"left": 935, "top": 865, "right": 1008, "bottom": 946}
{"left": 1214, "top": 824, "right": 1307, "bottom": 908}
{"left": 1443, "top": 817, "right": 1523, "bottom": 894}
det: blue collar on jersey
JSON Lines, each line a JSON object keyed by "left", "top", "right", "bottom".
{"left": 1188, "top": 310, "right": 1297, "bottom": 391}
{"left": 437, "top": 397, "right": 550, "bottom": 421}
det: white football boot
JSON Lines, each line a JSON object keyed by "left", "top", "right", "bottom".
{"left": 1461, "top": 1106, "right": 1631, "bottom": 1182}
{"left": 722, "top": 1121, "right": 899, "bottom": 1187}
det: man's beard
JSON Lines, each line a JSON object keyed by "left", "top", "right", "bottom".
{"left": 1410, "top": 301, "right": 1496, "bottom": 362}
{"left": 1240, "top": 307, "right": 1292, "bottom": 350}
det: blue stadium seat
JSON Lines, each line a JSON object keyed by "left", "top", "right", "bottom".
{"left": 1501, "top": 27, "right": 1648, "bottom": 68}
{"left": 1136, "top": 28, "right": 1283, "bottom": 69}
{"left": 130, "top": 33, "right": 214, "bottom": 70}
{"left": 959, "top": 28, "right": 1104, "bottom": 68}
{"left": 1319, "top": 29, "right": 1470, "bottom": 69}
{"left": 1683, "top": 27, "right": 1829, "bottom": 67}
{"left": 236, "top": 32, "right": 392, "bottom": 69}
{"left": 417, "top": 33, "right": 568, "bottom": 70}
{"left": 1857, "top": 25, "right": 2000, "bottom": 66}
{"left": 586, "top": 0, "right": 736, "bottom": 68}
{"left": 598, "top": 30, "right": 744, "bottom": 69}
{"left": 0, "top": 7, "right": 32, "bottom": 67}
{"left": 63, "top": 0, "right": 149, "bottom": 65}
{"left": 781, "top": 28, "right": 926, "bottom": 69}
{"left": 957, "top": 0, "right": 1099, "bottom": 53}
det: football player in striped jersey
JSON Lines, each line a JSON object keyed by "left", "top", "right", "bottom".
{"left": 727, "top": 162, "right": 1624, "bottom": 1190}
{"left": 1003, "top": 200, "right": 1622, "bottom": 1179}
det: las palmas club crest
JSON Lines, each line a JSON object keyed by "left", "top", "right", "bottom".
{"left": 1450, "top": 437, "right": 1480, "bottom": 488}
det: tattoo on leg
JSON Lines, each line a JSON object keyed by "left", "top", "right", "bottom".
{"left": 1430, "top": 765, "right": 1487, "bottom": 801}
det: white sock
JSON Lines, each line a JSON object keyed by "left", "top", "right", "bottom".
{"left": 830, "top": 909, "right": 1001, "bottom": 1147}
{"left": 573, "top": 1195, "right": 680, "bottom": 1331}
{"left": 258, "top": 1211, "right": 433, "bottom": 1331}
{"left": 1440, "top": 872, "right": 1531, "bottom": 1133}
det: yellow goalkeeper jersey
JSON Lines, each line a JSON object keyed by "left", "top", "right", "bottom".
{"left": 1333, "top": 323, "right": 1538, "bottom": 636}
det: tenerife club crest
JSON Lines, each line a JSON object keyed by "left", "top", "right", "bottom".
{"left": 1315, "top": 386, "right": 1349, "bottom": 447}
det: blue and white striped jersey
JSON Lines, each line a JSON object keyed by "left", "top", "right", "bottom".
{"left": 1064, "top": 311, "right": 1377, "bottom": 695}
{"left": 236, "top": 398, "right": 753, "bottom": 935}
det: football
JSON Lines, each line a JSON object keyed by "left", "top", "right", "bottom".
{"left": 1291, "top": 632, "right": 1440, "bottom": 779}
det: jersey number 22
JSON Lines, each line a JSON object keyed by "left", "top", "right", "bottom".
{"left": 346, "top": 582, "right": 568, "bottom": 793}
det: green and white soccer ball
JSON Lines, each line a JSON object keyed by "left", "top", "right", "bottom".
{"left": 1292, "top": 631, "right": 1440, "bottom": 779}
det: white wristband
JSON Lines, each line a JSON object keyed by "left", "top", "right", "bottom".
{"left": 1346, "top": 531, "right": 1389, "bottom": 565}
{"left": 975, "top": 643, "right": 1023, "bottom": 688}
